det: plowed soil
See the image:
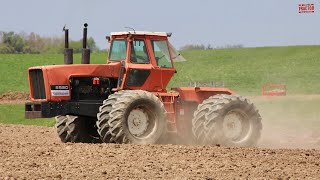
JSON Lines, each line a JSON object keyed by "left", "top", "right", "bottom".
{"left": 0, "top": 124, "right": 320, "bottom": 179}
{"left": 0, "top": 92, "right": 29, "bottom": 104}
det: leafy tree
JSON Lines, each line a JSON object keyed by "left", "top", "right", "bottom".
{"left": 24, "top": 32, "right": 45, "bottom": 53}
{"left": 42, "top": 36, "right": 64, "bottom": 54}
{"left": 0, "top": 31, "right": 100, "bottom": 54}
{"left": 0, "top": 43, "right": 14, "bottom": 53}
{"left": 69, "top": 37, "right": 99, "bottom": 53}
{"left": 87, "top": 37, "right": 98, "bottom": 52}
{"left": 0, "top": 31, "right": 26, "bottom": 53}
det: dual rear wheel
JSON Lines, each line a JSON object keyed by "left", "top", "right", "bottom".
{"left": 192, "top": 94, "right": 262, "bottom": 147}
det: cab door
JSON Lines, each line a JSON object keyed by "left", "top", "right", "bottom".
{"left": 124, "top": 38, "right": 163, "bottom": 91}
{"left": 150, "top": 39, "right": 176, "bottom": 89}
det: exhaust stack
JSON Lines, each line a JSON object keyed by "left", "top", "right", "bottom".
{"left": 81, "top": 23, "right": 90, "bottom": 64}
{"left": 63, "top": 26, "right": 73, "bottom": 64}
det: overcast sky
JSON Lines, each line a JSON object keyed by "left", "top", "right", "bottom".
{"left": 0, "top": 0, "right": 319, "bottom": 49}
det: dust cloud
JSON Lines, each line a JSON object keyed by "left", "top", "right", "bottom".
{"left": 252, "top": 95, "right": 320, "bottom": 149}
{"left": 158, "top": 95, "right": 320, "bottom": 149}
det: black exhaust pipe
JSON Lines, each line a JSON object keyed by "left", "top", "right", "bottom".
{"left": 81, "top": 23, "right": 90, "bottom": 64}
{"left": 63, "top": 26, "right": 73, "bottom": 64}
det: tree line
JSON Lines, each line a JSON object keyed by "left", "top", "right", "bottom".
{"left": 0, "top": 31, "right": 244, "bottom": 54}
{"left": 0, "top": 31, "right": 100, "bottom": 54}
{"left": 180, "top": 44, "right": 244, "bottom": 50}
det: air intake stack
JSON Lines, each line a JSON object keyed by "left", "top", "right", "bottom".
{"left": 63, "top": 26, "right": 73, "bottom": 64}
{"left": 81, "top": 23, "right": 90, "bottom": 64}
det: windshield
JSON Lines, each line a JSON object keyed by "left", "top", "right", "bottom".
{"left": 130, "top": 40, "right": 150, "bottom": 64}
{"left": 152, "top": 40, "right": 173, "bottom": 68}
{"left": 109, "top": 39, "right": 127, "bottom": 61}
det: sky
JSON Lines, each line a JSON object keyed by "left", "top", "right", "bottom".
{"left": 0, "top": 0, "right": 319, "bottom": 49}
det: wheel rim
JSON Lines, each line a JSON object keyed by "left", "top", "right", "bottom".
{"left": 127, "top": 107, "right": 153, "bottom": 138}
{"left": 222, "top": 109, "right": 250, "bottom": 143}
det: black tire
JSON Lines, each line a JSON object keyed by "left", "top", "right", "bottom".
{"left": 192, "top": 98, "right": 217, "bottom": 145}
{"left": 192, "top": 94, "right": 262, "bottom": 147}
{"left": 102, "top": 90, "right": 166, "bottom": 144}
{"left": 96, "top": 91, "right": 125, "bottom": 143}
{"left": 66, "top": 115, "right": 101, "bottom": 143}
{"left": 55, "top": 115, "right": 70, "bottom": 143}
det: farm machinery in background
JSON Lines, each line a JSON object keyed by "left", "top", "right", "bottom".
{"left": 25, "top": 24, "right": 262, "bottom": 147}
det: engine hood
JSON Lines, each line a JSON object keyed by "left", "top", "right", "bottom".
{"left": 29, "top": 62, "right": 121, "bottom": 78}
{"left": 28, "top": 62, "right": 121, "bottom": 102}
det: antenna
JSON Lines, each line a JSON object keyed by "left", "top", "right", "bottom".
{"left": 124, "top": 26, "right": 136, "bottom": 34}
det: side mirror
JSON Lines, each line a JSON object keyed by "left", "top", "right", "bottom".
{"left": 105, "top": 36, "right": 111, "bottom": 43}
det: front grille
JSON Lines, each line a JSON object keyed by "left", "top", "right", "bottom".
{"left": 29, "top": 69, "right": 46, "bottom": 99}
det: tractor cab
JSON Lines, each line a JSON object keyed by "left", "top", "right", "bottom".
{"left": 107, "top": 31, "right": 183, "bottom": 92}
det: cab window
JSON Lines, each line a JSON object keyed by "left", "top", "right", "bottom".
{"left": 151, "top": 40, "right": 173, "bottom": 68}
{"left": 130, "top": 40, "right": 150, "bottom": 64}
{"left": 109, "top": 40, "right": 127, "bottom": 61}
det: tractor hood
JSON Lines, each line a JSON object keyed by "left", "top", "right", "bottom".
{"left": 27, "top": 62, "right": 121, "bottom": 102}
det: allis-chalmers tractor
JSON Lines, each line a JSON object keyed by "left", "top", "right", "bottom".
{"left": 25, "top": 24, "right": 262, "bottom": 147}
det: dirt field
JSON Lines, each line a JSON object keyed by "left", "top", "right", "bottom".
{"left": 1, "top": 94, "right": 320, "bottom": 179}
{"left": 0, "top": 124, "right": 319, "bottom": 179}
{"left": 0, "top": 92, "right": 29, "bottom": 104}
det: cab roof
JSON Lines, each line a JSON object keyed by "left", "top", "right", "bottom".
{"left": 110, "top": 31, "right": 168, "bottom": 37}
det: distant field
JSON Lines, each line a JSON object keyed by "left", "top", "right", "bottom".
{"left": 0, "top": 104, "right": 55, "bottom": 126}
{"left": 1, "top": 45, "right": 320, "bottom": 95}
{"left": 171, "top": 46, "right": 320, "bottom": 95}
{"left": 0, "top": 53, "right": 107, "bottom": 94}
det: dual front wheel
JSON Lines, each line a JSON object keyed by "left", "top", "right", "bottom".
{"left": 96, "top": 90, "right": 166, "bottom": 144}
{"left": 55, "top": 115, "right": 101, "bottom": 143}
{"left": 56, "top": 90, "right": 166, "bottom": 145}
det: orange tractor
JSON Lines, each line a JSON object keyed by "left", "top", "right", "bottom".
{"left": 25, "top": 24, "right": 262, "bottom": 146}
